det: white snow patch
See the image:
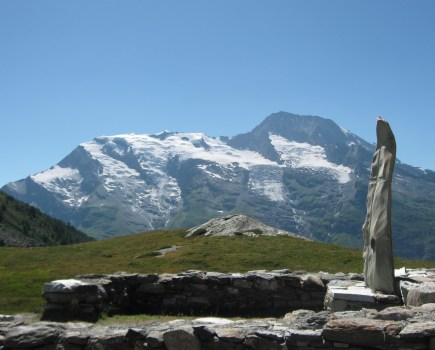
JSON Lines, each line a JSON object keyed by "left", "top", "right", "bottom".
{"left": 82, "top": 135, "right": 184, "bottom": 225}
{"left": 418, "top": 167, "right": 428, "bottom": 174}
{"left": 31, "top": 166, "right": 85, "bottom": 206}
{"left": 269, "top": 134, "right": 352, "bottom": 184}
{"left": 30, "top": 130, "right": 356, "bottom": 229}
{"left": 248, "top": 167, "right": 285, "bottom": 202}
{"left": 32, "top": 165, "right": 82, "bottom": 184}
{"left": 197, "top": 164, "right": 224, "bottom": 180}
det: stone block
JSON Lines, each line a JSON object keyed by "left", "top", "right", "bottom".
{"left": 400, "top": 280, "right": 420, "bottom": 304}
{"left": 301, "top": 274, "right": 325, "bottom": 291}
{"left": 43, "top": 292, "right": 75, "bottom": 304}
{"left": 137, "top": 273, "right": 159, "bottom": 283}
{"left": 243, "top": 335, "right": 283, "bottom": 350}
{"left": 205, "top": 272, "right": 231, "bottom": 285}
{"left": 407, "top": 284, "right": 435, "bottom": 307}
{"left": 400, "top": 321, "right": 435, "bottom": 338}
{"left": 78, "top": 304, "right": 96, "bottom": 314}
{"left": 146, "top": 331, "right": 165, "bottom": 348}
{"left": 192, "top": 325, "right": 215, "bottom": 342}
{"left": 286, "top": 329, "right": 323, "bottom": 347}
{"left": 225, "top": 287, "right": 239, "bottom": 295}
{"left": 188, "top": 296, "right": 210, "bottom": 307}
{"left": 215, "top": 328, "right": 245, "bottom": 343}
{"left": 5, "top": 325, "right": 61, "bottom": 349}
{"left": 232, "top": 279, "right": 253, "bottom": 289}
{"left": 43, "top": 279, "right": 86, "bottom": 294}
{"left": 163, "top": 327, "right": 201, "bottom": 350}
{"left": 64, "top": 330, "right": 90, "bottom": 345}
{"left": 137, "top": 282, "right": 165, "bottom": 294}
{"left": 254, "top": 278, "right": 278, "bottom": 291}
{"left": 322, "top": 317, "right": 403, "bottom": 348}
{"left": 187, "top": 283, "right": 209, "bottom": 291}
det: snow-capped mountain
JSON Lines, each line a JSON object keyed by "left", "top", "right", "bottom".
{"left": 4, "top": 112, "right": 435, "bottom": 260}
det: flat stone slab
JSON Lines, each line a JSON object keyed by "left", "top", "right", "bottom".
{"left": 395, "top": 267, "right": 435, "bottom": 281}
{"left": 324, "top": 280, "right": 400, "bottom": 311}
{"left": 328, "top": 282, "right": 376, "bottom": 303}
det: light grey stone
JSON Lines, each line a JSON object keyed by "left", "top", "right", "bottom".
{"left": 63, "top": 330, "right": 90, "bottom": 345}
{"left": 243, "top": 335, "right": 284, "bottom": 350}
{"left": 373, "top": 306, "right": 417, "bottom": 321}
{"left": 0, "top": 315, "right": 14, "bottom": 322}
{"left": 215, "top": 328, "right": 245, "bottom": 342}
{"left": 322, "top": 317, "right": 403, "bottom": 348}
{"left": 400, "top": 322, "right": 435, "bottom": 338}
{"left": 43, "top": 280, "right": 87, "bottom": 294}
{"left": 300, "top": 274, "right": 325, "bottom": 290}
{"left": 362, "top": 118, "right": 396, "bottom": 294}
{"left": 146, "top": 331, "right": 165, "bottom": 348}
{"left": 185, "top": 214, "right": 306, "bottom": 239}
{"left": 400, "top": 280, "right": 420, "bottom": 304}
{"left": 407, "top": 284, "right": 435, "bottom": 306}
{"left": 5, "top": 324, "right": 61, "bottom": 348}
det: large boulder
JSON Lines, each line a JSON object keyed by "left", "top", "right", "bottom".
{"left": 185, "top": 214, "right": 306, "bottom": 238}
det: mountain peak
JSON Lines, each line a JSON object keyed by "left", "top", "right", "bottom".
{"left": 2, "top": 112, "right": 435, "bottom": 260}
{"left": 253, "top": 112, "right": 349, "bottom": 147}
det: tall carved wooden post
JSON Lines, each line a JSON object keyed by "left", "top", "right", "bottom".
{"left": 362, "top": 117, "right": 396, "bottom": 294}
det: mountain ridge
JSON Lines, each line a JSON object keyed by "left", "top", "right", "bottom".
{"left": 3, "top": 112, "right": 435, "bottom": 259}
{"left": 0, "top": 190, "right": 93, "bottom": 246}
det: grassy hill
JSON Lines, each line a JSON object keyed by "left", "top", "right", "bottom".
{"left": 1, "top": 229, "right": 434, "bottom": 315}
{"left": 0, "top": 190, "right": 93, "bottom": 247}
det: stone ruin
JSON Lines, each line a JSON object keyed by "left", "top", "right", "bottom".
{"left": 4, "top": 118, "right": 435, "bottom": 349}
{"left": 3, "top": 269, "right": 435, "bottom": 350}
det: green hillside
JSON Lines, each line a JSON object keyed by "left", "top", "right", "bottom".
{"left": 0, "top": 229, "right": 433, "bottom": 314}
{"left": 0, "top": 190, "right": 93, "bottom": 247}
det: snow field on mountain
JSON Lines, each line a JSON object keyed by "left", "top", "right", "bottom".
{"left": 269, "top": 134, "right": 352, "bottom": 184}
{"left": 31, "top": 166, "right": 87, "bottom": 206}
{"left": 31, "top": 131, "right": 354, "bottom": 213}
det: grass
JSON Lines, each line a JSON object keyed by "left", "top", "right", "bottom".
{"left": 1, "top": 229, "right": 434, "bottom": 315}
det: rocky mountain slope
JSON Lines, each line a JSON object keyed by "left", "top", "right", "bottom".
{"left": 3, "top": 112, "right": 435, "bottom": 259}
{"left": 0, "top": 190, "right": 93, "bottom": 246}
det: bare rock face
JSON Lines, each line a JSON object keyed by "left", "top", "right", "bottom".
{"left": 185, "top": 214, "right": 307, "bottom": 239}
{"left": 362, "top": 118, "right": 396, "bottom": 294}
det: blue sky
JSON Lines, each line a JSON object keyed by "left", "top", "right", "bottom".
{"left": 1, "top": 0, "right": 434, "bottom": 187}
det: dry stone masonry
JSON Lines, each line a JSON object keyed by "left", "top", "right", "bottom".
{"left": 41, "top": 270, "right": 345, "bottom": 322}
{"left": 2, "top": 269, "right": 435, "bottom": 349}
{"left": 3, "top": 295, "right": 435, "bottom": 349}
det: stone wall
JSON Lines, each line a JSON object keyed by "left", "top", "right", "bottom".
{"left": 42, "top": 270, "right": 363, "bottom": 321}
{"left": 4, "top": 268, "right": 435, "bottom": 349}
{"left": 4, "top": 304, "right": 435, "bottom": 350}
